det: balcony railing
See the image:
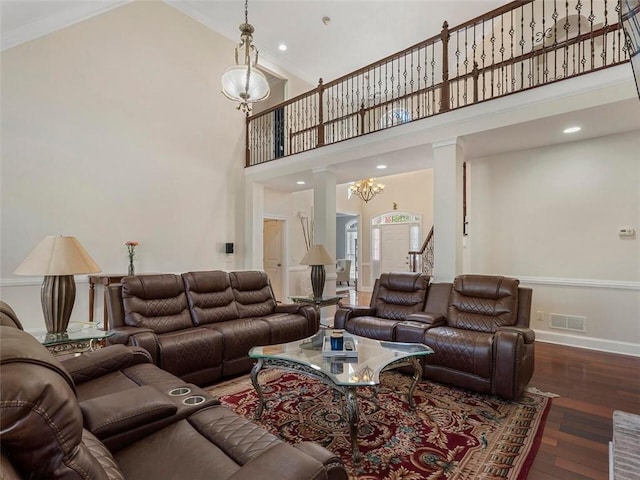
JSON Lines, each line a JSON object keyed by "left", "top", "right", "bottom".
{"left": 246, "top": 0, "right": 630, "bottom": 167}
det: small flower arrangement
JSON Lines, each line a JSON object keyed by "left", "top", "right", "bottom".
{"left": 125, "top": 241, "right": 139, "bottom": 275}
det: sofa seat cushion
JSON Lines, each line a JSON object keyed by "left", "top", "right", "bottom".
{"left": 75, "top": 363, "right": 191, "bottom": 402}
{"left": 422, "top": 327, "right": 493, "bottom": 379}
{"left": 206, "top": 319, "right": 271, "bottom": 360}
{"left": 157, "top": 328, "right": 224, "bottom": 378}
{"left": 344, "top": 316, "right": 400, "bottom": 341}
{"left": 114, "top": 413, "right": 245, "bottom": 480}
{"left": 261, "top": 313, "right": 315, "bottom": 344}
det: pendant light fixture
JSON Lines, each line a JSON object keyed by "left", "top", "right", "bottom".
{"left": 221, "top": 0, "right": 270, "bottom": 113}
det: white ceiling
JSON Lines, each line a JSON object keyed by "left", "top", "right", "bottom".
{"left": 2, "top": 0, "right": 639, "bottom": 194}
{"left": 1, "top": 0, "right": 509, "bottom": 84}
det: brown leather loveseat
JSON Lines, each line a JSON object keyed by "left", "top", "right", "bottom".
{"left": 335, "top": 273, "right": 534, "bottom": 400}
{"left": 106, "top": 270, "right": 319, "bottom": 386}
{"left": 0, "top": 325, "right": 348, "bottom": 480}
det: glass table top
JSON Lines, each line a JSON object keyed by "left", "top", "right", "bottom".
{"left": 32, "top": 322, "right": 113, "bottom": 346}
{"left": 249, "top": 330, "right": 432, "bottom": 387}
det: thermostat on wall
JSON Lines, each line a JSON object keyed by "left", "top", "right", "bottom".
{"left": 618, "top": 227, "right": 635, "bottom": 237}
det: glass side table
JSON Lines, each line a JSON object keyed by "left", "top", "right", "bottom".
{"left": 289, "top": 295, "right": 343, "bottom": 327}
{"left": 32, "top": 322, "right": 114, "bottom": 356}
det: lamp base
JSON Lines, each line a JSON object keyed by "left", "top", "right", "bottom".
{"left": 310, "top": 265, "right": 326, "bottom": 299}
{"left": 41, "top": 275, "right": 76, "bottom": 334}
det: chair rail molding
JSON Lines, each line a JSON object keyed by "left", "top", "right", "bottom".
{"left": 514, "top": 276, "right": 640, "bottom": 291}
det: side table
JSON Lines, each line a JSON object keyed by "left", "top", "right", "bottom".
{"left": 32, "top": 323, "right": 114, "bottom": 356}
{"left": 290, "top": 295, "right": 343, "bottom": 327}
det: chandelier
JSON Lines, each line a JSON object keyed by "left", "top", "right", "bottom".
{"left": 348, "top": 178, "right": 385, "bottom": 203}
{"left": 221, "top": 0, "right": 270, "bottom": 113}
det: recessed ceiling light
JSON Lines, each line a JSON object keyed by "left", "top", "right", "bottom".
{"left": 376, "top": 165, "right": 387, "bottom": 169}
{"left": 563, "top": 126, "right": 581, "bottom": 134}
{"left": 296, "top": 180, "right": 305, "bottom": 185}
{"left": 278, "top": 43, "right": 287, "bottom": 51}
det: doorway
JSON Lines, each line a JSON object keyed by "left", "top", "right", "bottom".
{"left": 371, "top": 212, "right": 421, "bottom": 280}
{"left": 263, "top": 218, "right": 285, "bottom": 301}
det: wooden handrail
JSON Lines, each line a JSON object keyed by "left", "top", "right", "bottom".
{"left": 246, "top": 0, "right": 628, "bottom": 167}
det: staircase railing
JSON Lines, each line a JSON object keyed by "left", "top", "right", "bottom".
{"left": 246, "top": 0, "right": 629, "bottom": 167}
{"left": 409, "top": 226, "right": 434, "bottom": 276}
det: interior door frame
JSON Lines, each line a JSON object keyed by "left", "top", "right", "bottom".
{"left": 263, "top": 215, "right": 289, "bottom": 300}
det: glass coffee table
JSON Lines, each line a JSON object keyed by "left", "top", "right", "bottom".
{"left": 249, "top": 331, "right": 433, "bottom": 463}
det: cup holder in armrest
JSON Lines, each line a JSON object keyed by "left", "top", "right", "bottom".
{"left": 168, "top": 387, "right": 192, "bottom": 397}
{"left": 182, "top": 395, "right": 206, "bottom": 406}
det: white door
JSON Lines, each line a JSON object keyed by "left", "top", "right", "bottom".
{"left": 380, "top": 224, "right": 411, "bottom": 273}
{"left": 263, "top": 219, "right": 284, "bottom": 300}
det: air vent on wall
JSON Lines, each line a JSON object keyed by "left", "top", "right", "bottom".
{"left": 549, "top": 313, "right": 586, "bottom": 332}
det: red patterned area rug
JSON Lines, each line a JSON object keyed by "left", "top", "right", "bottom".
{"left": 210, "top": 370, "right": 553, "bottom": 480}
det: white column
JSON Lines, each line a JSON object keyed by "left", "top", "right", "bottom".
{"left": 312, "top": 168, "right": 337, "bottom": 299}
{"left": 432, "top": 138, "right": 464, "bottom": 282}
{"left": 243, "top": 180, "right": 264, "bottom": 270}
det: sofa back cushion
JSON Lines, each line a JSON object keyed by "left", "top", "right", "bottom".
{"left": 229, "top": 271, "right": 276, "bottom": 318}
{"left": 122, "top": 274, "right": 193, "bottom": 333}
{"left": 0, "top": 327, "right": 124, "bottom": 479}
{"left": 182, "top": 271, "right": 240, "bottom": 325}
{"left": 372, "top": 272, "right": 430, "bottom": 320}
{"left": 448, "top": 275, "right": 519, "bottom": 332}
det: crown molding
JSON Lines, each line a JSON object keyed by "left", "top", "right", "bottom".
{"left": 1, "top": 1, "right": 131, "bottom": 51}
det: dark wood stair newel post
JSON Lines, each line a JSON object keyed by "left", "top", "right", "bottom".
{"left": 317, "top": 78, "right": 325, "bottom": 147}
{"left": 440, "top": 21, "right": 450, "bottom": 113}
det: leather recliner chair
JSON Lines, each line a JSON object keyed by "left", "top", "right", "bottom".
{"left": 0, "top": 326, "right": 348, "bottom": 480}
{"left": 334, "top": 272, "right": 430, "bottom": 340}
{"left": 417, "top": 275, "right": 535, "bottom": 400}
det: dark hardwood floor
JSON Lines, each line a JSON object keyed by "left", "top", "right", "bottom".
{"left": 344, "top": 288, "right": 640, "bottom": 479}
{"left": 528, "top": 342, "right": 640, "bottom": 480}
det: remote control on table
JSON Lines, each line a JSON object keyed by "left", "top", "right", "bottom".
{"left": 344, "top": 341, "right": 354, "bottom": 351}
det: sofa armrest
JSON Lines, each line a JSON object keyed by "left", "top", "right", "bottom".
{"left": 493, "top": 328, "right": 536, "bottom": 400}
{"left": 61, "top": 344, "right": 151, "bottom": 385}
{"left": 108, "top": 327, "right": 159, "bottom": 363}
{"left": 226, "top": 443, "right": 329, "bottom": 480}
{"left": 81, "top": 386, "right": 177, "bottom": 439}
{"left": 275, "top": 303, "right": 302, "bottom": 314}
{"left": 405, "top": 312, "right": 446, "bottom": 327}
{"left": 496, "top": 326, "right": 535, "bottom": 344}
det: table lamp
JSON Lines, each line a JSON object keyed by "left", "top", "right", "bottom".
{"left": 300, "top": 244, "right": 334, "bottom": 299}
{"left": 14, "top": 236, "right": 101, "bottom": 333}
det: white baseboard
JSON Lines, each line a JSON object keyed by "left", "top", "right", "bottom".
{"left": 534, "top": 329, "right": 640, "bottom": 357}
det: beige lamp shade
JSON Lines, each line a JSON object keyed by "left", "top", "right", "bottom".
{"left": 14, "top": 236, "right": 101, "bottom": 334}
{"left": 14, "top": 236, "right": 101, "bottom": 275}
{"left": 300, "top": 244, "right": 334, "bottom": 266}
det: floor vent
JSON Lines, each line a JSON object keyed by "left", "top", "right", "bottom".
{"left": 549, "top": 313, "right": 586, "bottom": 332}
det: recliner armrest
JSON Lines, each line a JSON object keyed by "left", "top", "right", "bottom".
{"left": 344, "top": 306, "right": 376, "bottom": 317}
{"left": 275, "top": 303, "right": 302, "bottom": 314}
{"left": 81, "top": 386, "right": 177, "bottom": 439}
{"left": 62, "top": 344, "right": 151, "bottom": 385}
{"left": 405, "top": 312, "right": 446, "bottom": 326}
{"left": 334, "top": 306, "right": 375, "bottom": 330}
{"left": 496, "top": 326, "right": 535, "bottom": 344}
{"left": 108, "top": 327, "right": 159, "bottom": 363}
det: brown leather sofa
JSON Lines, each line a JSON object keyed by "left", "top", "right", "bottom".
{"left": 106, "top": 270, "right": 319, "bottom": 386}
{"left": 335, "top": 274, "right": 534, "bottom": 400}
{"left": 0, "top": 325, "right": 348, "bottom": 480}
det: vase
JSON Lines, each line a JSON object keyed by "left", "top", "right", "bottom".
{"left": 128, "top": 261, "right": 135, "bottom": 276}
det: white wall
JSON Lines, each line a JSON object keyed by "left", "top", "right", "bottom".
{"left": 468, "top": 131, "right": 640, "bottom": 352}
{"left": 0, "top": 1, "right": 309, "bottom": 331}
